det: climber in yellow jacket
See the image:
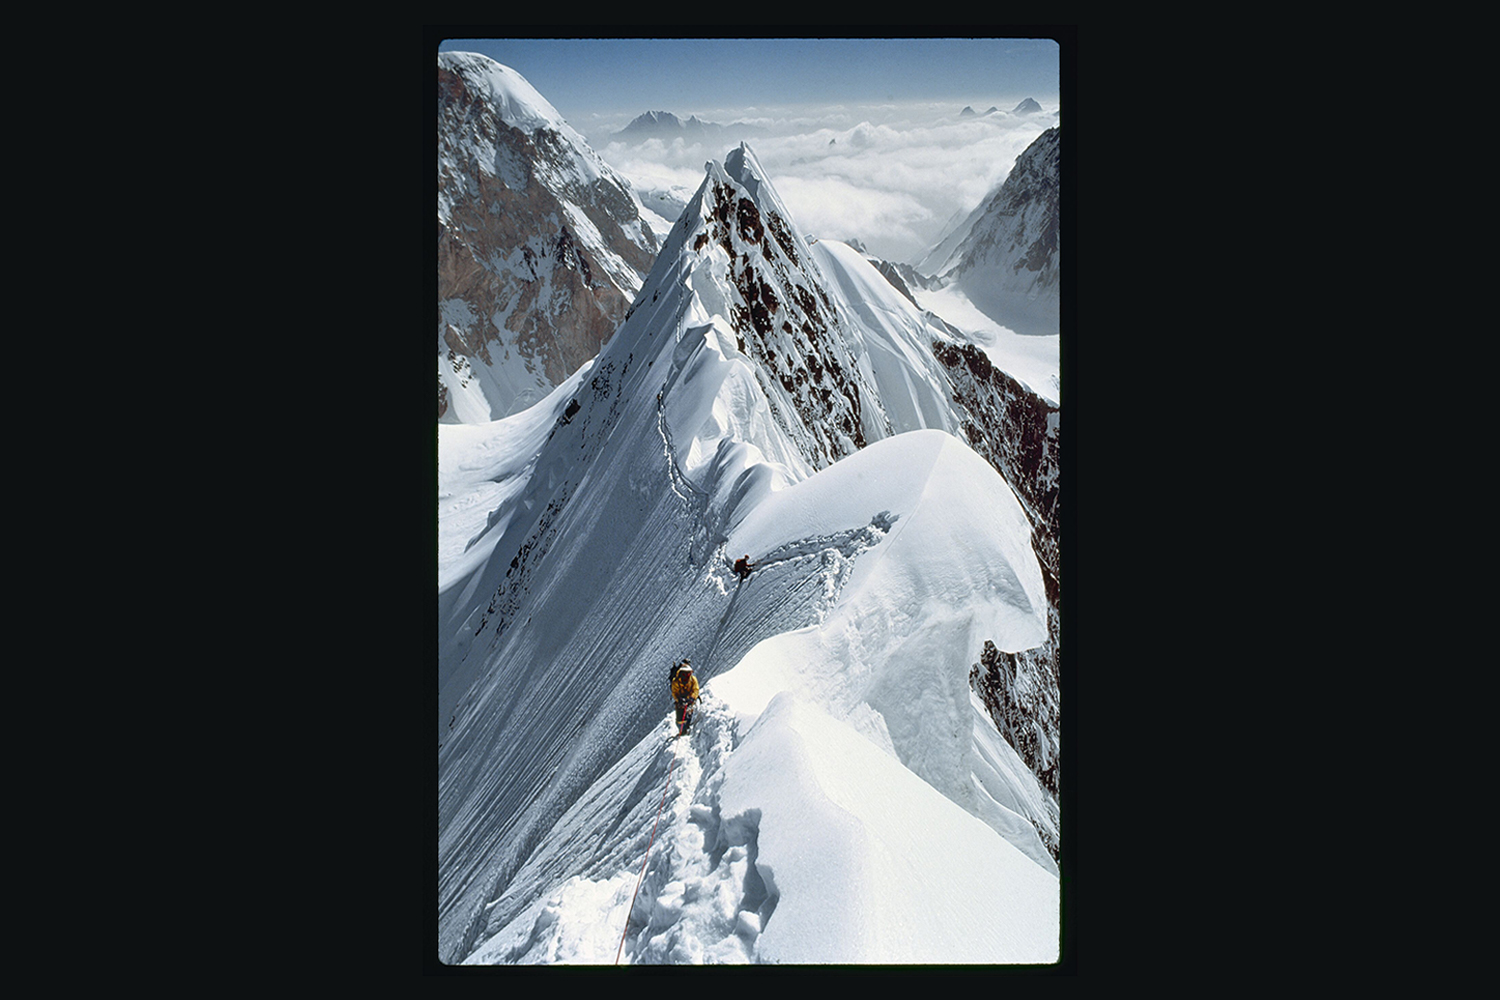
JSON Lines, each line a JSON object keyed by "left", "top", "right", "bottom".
{"left": 670, "top": 659, "right": 699, "bottom": 736}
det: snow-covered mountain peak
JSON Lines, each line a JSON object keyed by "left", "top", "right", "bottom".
{"left": 909, "top": 125, "right": 1060, "bottom": 337}
{"left": 720, "top": 144, "right": 786, "bottom": 222}
{"left": 635, "top": 110, "right": 679, "bottom": 126}
{"left": 438, "top": 50, "right": 566, "bottom": 135}
{"left": 437, "top": 51, "right": 661, "bottom": 422}
{"left": 666, "top": 144, "right": 886, "bottom": 471}
{"left": 437, "top": 52, "right": 618, "bottom": 204}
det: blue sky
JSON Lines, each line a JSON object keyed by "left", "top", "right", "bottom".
{"left": 434, "top": 32, "right": 1062, "bottom": 265}
{"left": 434, "top": 35, "right": 1060, "bottom": 124}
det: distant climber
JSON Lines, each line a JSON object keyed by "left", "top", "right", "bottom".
{"left": 733, "top": 555, "right": 754, "bottom": 580}
{"left": 671, "top": 659, "right": 699, "bottom": 736}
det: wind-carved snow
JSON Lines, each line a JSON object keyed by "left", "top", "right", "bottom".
{"left": 438, "top": 139, "right": 1059, "bottom": 966}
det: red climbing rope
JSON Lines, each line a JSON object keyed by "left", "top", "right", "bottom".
{"left": 615, "top": 740, "right": 679, "bottom": 965}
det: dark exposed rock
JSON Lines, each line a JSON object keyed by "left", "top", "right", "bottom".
{"left": 703, "top": 169, "right": 886, "bottom": 470}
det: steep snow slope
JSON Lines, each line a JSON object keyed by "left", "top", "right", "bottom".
{"left": 820, "top": 200, "right": 1062, "bottom": 807}
{"left": 712, "top": 429, "right": 1055, "bottom": 874}
{"left": 438, "top": 363, "right": 593, "bottom": 646}
{"left": 437, "top": 142, "right": 1059, "bottom": 965}
{"left": 912, "top": 282, "right": 1060, "bottom": 405}
{"left": 810, "top": 239, "right": 963, "bottom": 436}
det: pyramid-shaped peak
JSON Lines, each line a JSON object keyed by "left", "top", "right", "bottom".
{"left": 716, "top": 143, "right": 797, "bottom": 229}
{"left": 624, "top": 110, "right": 680, "bottom": 129}
{"left": 724, "top": 142, "right": 764, "bottom": 186}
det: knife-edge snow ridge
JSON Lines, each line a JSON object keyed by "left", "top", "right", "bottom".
{"left": 438, "top": 60, "right": 1062, "bottom": 966}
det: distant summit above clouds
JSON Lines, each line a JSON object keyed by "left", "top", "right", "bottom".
{"left": 960, "top": 99, "right": 1044, "bottom": 118}
{"left": 613, "top": 110, "right": 766, "bottom": 144}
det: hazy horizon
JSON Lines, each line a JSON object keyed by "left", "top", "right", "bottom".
{"left": 436, "top": 36, "right": 1062, "bottom": 265}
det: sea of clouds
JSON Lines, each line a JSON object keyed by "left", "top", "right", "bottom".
{"left": 577, "top": 100, "right": 1058, "bottom": 267}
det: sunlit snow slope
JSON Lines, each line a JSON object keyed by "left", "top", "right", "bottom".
{"left": 438, "top": 142, "right": 1058, "bottom": 965}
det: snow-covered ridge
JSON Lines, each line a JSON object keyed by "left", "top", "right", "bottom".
{"left": 446, "top": 428, "right": 1056, "bottom": 964}
{"left": 466, "top": 685, "right": 1056, "bottom": 965}
{"left": 714, "top": 430, "right": 1048, "bottom": 770}
{"left": 438, "top": 363, "right": 594, "bottom": 600}
{"left": 438, "top": 133, "right": 1061, "bottom": 965}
